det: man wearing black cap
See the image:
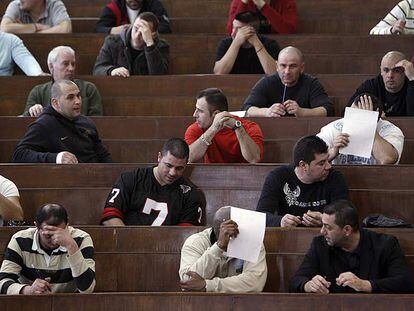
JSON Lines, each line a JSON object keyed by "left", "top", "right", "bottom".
{"left": 214, "top": 11, "right": 280, "bottom": 75}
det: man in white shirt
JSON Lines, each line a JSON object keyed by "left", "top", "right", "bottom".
{"left": 0, "top": 175, "right": 24, "bottom": 222}
{"left": 317, "top": 93, "right": 404, "bottom": 165}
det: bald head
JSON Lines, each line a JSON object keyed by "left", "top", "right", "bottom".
{"left": 213, "top": 206, "right": 231, "bottom": 237}
{"left": 380, "top": 51, "right": 407, "bottom": 93}
{"left": 277, "top": 46, "right": 305, "bottom": 87}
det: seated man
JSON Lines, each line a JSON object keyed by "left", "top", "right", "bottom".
{"left": 93, "top": 12, "right": 169, "bottom": 77}
{"left": 256, "top": 135, "right": 349, "bottom": 227}
{"left": 214, "top": 11, "right": 279, "bottom": 75}
{"left": 0, "top": 32, "right": 44, "bottom": 76}
{"left": 370, "top": 0, "right": 414, "bottom": 35}
{"left": 318, "top": 93, "right": 404, "bottom": 165}
{"left": 0, "top": 203, "right": 95, "bottom": 294}
{"left": 13, "top": 79, "right": 112, "bottom": 164}
{"left": 289, "top": 200, "right": 414, "bottom": 293}
{"left": 0, "top": 175, "right": 24, "bottom": 223}
{"left": 227, "top": 0, "right": 297, "bottom": 34}
{"left": 348, "top": 51, "right": 414, "bottom": 116}
{"left": 23, "top": 46, "right": 103, "bottom": 117}
{"left": 96, "top": 0, "right": 171, "bottom": 34}
{"left": 185, "top": 88, "right": 264, "bottom": 163}
{"left": 101, "top": 138, "right": 203, "bottom": 226}
{"left": 0, "top": 0, "right": 71, "bottom": 34}
{"left": 243, "top": 46, "right": 333, "bottom": 117}
{"left": 179, "top": 206, "right": 267, "bottom": 292}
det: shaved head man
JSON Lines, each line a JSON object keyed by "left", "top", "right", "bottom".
{"left": 348, "top": 50, "right": 414, "bottom": 116}
{"left": 242, "top": 46, "right": 333, "bottom": 118}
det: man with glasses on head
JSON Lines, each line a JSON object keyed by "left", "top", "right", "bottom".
{"left": 0, "top": 203, "right": 95, "bottom": 294}
{"left": 348, "top": 51, "right": 414, "bottom": 116}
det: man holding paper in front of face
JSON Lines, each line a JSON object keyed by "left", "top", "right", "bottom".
{"left": 317, "top": 93, "right": 404, "bottom": 165}
{"left": 179, "top": 206, "right": 267, "bottom": 292}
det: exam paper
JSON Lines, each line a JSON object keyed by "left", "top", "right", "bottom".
{"left": 229, "top": 111, "right": 246, "bottom": 118}
{"left": 227, "top": 207, "right": 266, "bottom": 263}
{"left": 340, "top": 107, "right": 378, "bottom": 158}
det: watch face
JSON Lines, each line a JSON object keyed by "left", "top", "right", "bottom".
{"left": 235, "top": 120, "right": 242, "bottom": 127}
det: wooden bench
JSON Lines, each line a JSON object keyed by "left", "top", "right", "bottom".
{"left": 1, "top": 164, "right": 414, "bottom": 225}
{"left": 12, "top": 34, "right": 413, "bottom": 74}
{"left": 0, "top": 227, "right": 413, "bottom": 293}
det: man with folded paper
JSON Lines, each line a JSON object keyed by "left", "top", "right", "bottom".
{"left": 179, "top": 206, "right": 267, "bottom": 292}
{"left": 317, "top": 93, "right": 404, "bottom": 165}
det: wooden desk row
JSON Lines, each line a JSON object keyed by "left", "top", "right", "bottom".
{"left": 11, "top": 34, "right": 413, "bottom": 74}
{"left": 0, "top": 227, "right": 413, "bottom": 293}
{"left": 1, "top": 164, "right": 414, "bottom": 225}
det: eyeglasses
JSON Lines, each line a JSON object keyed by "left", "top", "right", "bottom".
{"left": 382, "top": 67, "right": 404, "bottom": 74}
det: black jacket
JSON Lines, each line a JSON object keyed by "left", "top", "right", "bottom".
{"left": 93, "top": 27, "right": 169, "bottom": 76}
{"left": 95, "top": 0, "right": 171, "bottom": 34}
{"left": 289, "top": 229, "right": 414, "bottom": 293}
{"left": 13, "top": 105, "right": 112, "bottom": 163}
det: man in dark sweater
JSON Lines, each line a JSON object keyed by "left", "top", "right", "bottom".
{"left": 348, "top": 51, "right": 414, "bottom": 116}
{"left": 95, "top": 0, "right": 170, "bottom": 34}
{"left": 214, "top": 11, "right": 279, "bottom": 75}
{"left": 13, "top": 80, "right": 112, "bottom": 164}
{"left": 243, "top": 46, "right": 333, "bottom": 117}
{"left": 289, "top": 200, "right": 414, "bottom": 294}
{"left": 93, "top": 11, "right": 169, "bottom": 77}
{"left": 256, "top": 135, "right": 348, "bottom": 227}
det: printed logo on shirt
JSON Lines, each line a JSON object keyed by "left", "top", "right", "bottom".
{"left": 333, "top": 120, "right": 344, "bottom": 131}
{"left": 180, "top": 184, "right": 191, "bottom": 194}
{"left": 283, "top": 183, "right": 300, "bottom": 206}
{"left": 60, "top": 136, "right": 68, "bottom": 141}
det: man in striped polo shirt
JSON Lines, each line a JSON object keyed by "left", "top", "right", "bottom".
{"left": 0, "top": 203, "right": 95, "bottom": 294}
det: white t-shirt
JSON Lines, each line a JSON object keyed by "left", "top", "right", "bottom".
{"left": 317, "top": 118, "right": 404, "bottom": 164}
{"left": 127, "top": 7, "right": 140, "bottom": 24}
{"left": 0, "top": 175, "right": 19, "bottom": 197}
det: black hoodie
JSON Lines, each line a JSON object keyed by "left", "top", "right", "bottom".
{"left": 13, "top": 105, "right": 112, "bottom": 163}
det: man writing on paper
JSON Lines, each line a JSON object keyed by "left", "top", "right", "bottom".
{"left": 179, "top": 206, "right": 267, "bottom": 292}
{"left": 317, "top": 93, "right": 404, "bottom": 165}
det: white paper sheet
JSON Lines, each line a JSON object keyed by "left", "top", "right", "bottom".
{"left": 226, "top": 207, "right": 266, "bottom": 263}
{"left": 229, "top": 111, "right": 246, "bottom": 118}
{"left": 340, "top": 107, "right": 378, "bottom": 158}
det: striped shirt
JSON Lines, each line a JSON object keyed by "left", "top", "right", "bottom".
{"left": 370, "top": 0, "right": 414, "bottom": 34}
{"left": 0, "top": 226, "right": 95, "bottom": 294}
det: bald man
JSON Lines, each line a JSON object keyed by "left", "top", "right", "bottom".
{"left": 348, "top": 51, "right": 414, "bottom": 116}
{"left": 179, "top": 206, "right": 267, "bottom": 292}
{"left": 242, "top": 46, "right": 333, "bottom": 117}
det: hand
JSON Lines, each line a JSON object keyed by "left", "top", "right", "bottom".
{"left": 139, "top": 20, "right": 155, "bottom": 46}
{"left": 28, "top": 104, "right": 43, "bottom": 117}
{"left": 59, "top": 151, "right": 78, "bottom": 164}
{"left": 217, "top": 219, "right": 239, "bottom": 250}
{"left": 111, "top": 67, "right": 130, "bottom": 77}
{"left": 304, "top": 275, "right": 331, "bottom": 293}
{"left": 336, "top": 272, "right": 372, "bottom": 292}
{"left": 333, "top": 133, "right": 350, "bottom": 149}
{"left": 267, "top": 103, "right": 286, "bottom": 117}
{"left": 35, "top": 23, "right": 51, "bottom": 31}
{"left": 284, "top": 100, "right": 302, "bottom": 116}
{"left": 252, "top": 0, "right": 266, "bottom": 10}
{"left": 41, "top": 225, "right": 78, "bottom": 254}
{"left": 280, "top": 214, "right": 302, "bottom": 227}
{"left": 233, "top": 25, "right": 255, "bottom": 47}
{"left": 301, "top": 211, "right": 322, "bottom": 227}
{"left": 180, "top": 271, "right": 206, "bottom": 291}
{"left": 351, "top": 94, "right": 373, "bottom": 111}
{"left": 211, "top": 111, "right": 233, "bottom": 132}
{"left": 110, "top": 24, "right": 130, "bottom": 35}
{"left": 22, "top": 278, "right": 52, "bottom": 294}
{"left": 247, "top": 33, "right": 262, "bottom": 49}
{"left": 391, "top": 19, "right": 406, "bottom": 34}
{"left": 395, "top": 59, "right": 414, "bottom": 81}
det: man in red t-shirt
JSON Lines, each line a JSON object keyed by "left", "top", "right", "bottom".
{"left": 184, "top": 88, "right": 264, "bottom": 163}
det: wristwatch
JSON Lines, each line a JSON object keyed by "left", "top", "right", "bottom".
{"left": 232, "top": 120, "right": 242, "bottom": 131}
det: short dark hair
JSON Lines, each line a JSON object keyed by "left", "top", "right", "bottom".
{"left": 234, "top": 11, "right": 257, "bottom": 24}
{"left": 293, "top": 135, "right": 328, "bottom": 167}
{"left": 353, "top": 93, "right": 384, "bottom": 118}
{"left": 51, "top": 79, "right": 75, "bottom": 100}
{"left": 138, "top": 11, "right": 159, "bottom": 32}
{"left": 35, "top": 203, "right": 68, "bottom": 227}
{"left": 324, "top": 200, "right": 359, "bottom": 231}
{"left": 161, "top": 138, "right": 189, "bottom": 160}
{"left": 196, "top": 88, "right": 228, "bottom": 114}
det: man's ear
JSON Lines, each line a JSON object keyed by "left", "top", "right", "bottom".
{"left": 51, "top": 98, "right": 59, "bottom": 109}
{"left": 157, "top": 151, "right": 162, "bottom": 162}
{"left": 300, "top": 62, "right": 305, "bottom": 74}
{"left": 298, "top": 160, "right": 308, "bottom": 171}
{"left": 48, "top": 63, "right": 54, "bottom": 75}
{"left": 343, "top": 224, "right": 353, "bottom": 236}
{"left": 211, "top": 110, "right": 220, "bottom": 117}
